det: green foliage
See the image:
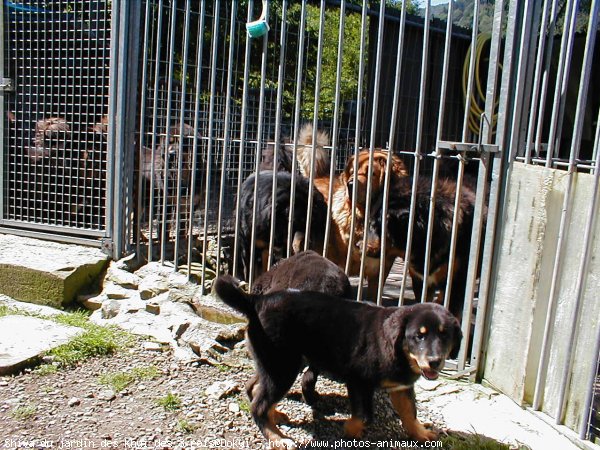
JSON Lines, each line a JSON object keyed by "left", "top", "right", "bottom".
{"left": 33, "top": 364, "right": 59, "bottom": 376}
{"left": 98, "top": 365, "right": 161, "bottom": 393}
{"left": 11, "top": 404, "right": 37, "bottom": 421}
{"left": 157, "top": 392, "right": 183, "bottom": 411}
{"left": 175, "top": 419, "right": 197, "bottom": 434}
{"left": 0, "top": 306, "right": 135, "bottom": 369}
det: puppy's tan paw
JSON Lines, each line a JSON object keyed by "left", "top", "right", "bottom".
{"left": 407, "top": 422, "right": 438, "bottom": 442}
{"left": 343, "top": 417, "right": 366, "bottom": 439}
{"left": 269, "top": 408, "right": 290, "bottom": 425}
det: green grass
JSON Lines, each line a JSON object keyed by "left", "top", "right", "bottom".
{"left": 442, "top": 432, "right": 531, "bottom": 450}
{"left": 98, "top": 365, "right": 160, "bottom": 392}
{"left": 0, "top": 306, "right": 135, "bottom": 369}
{"left": 238, "top": 398, "right": 251, "bottom": 414}
{"left": 11, "top": 404, "right": 37, "bottom": 420}
{"left": 175, "top": 419, "right": 197, "bottom": 434}
{"left": 33, "top": 364, "right": 59, "bottom": 376}
{"left": 157, "top": 392, "right": 182, "bottom": 411}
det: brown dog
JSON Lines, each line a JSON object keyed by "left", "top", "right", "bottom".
{"left": 314, "top": 149, "right": 408, "bottom": 300}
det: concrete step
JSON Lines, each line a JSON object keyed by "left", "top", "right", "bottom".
{"left": 0, "top": 315, "right": 84, "bottom": 375}
{"left": 0, "top": 234, "right": 109, "bottom": 308}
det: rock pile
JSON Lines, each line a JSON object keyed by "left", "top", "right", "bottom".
{"left": 81, "top": 258, "right": 246, "bottom": 363}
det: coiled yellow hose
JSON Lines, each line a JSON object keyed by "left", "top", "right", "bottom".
{"left": 462, "top": 33, "right": 499, "bottom": 136}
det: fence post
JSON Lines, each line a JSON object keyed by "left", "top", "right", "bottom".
{"left": 107, "top": 0, "right": 141, "bottom": 259}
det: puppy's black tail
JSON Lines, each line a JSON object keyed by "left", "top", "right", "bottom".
{"left": 213, "top": 275, "right": 255, "bottom": 317}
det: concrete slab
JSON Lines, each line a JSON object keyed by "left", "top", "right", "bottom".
{"left": 416, "top": 378, "right": 583, "bottom": 450}
{"left": 0, "top": 315, "right": 84, "bottom": 375}
{"left": 0, "top": 234, "right": 109, "bottom": 307}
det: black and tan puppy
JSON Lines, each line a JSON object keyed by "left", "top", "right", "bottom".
{"left": 214, "top": 275, "right": 461, "bottom": 447}
{"left": 249, "top": 250, "right": 352, "bottom": 406}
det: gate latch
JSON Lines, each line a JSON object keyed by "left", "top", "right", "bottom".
{"left": 437, "top": 141, "right": 500, "bottom": 154}
{"left": 0, "top": 78, "right": 14, "bottom": 92}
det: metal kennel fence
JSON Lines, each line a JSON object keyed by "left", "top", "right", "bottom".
{"left": 0, "top": 0, "right": 112, "bottom": 246}
{"left": 2, "top": 0, "right": 600, "bottom": 445}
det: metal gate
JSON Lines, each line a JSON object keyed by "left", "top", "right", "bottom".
{"left": 121, "top": 0, "right": 506, "bottom": 385}
{"left": 0, "top": 0, "right": 114, "bottom": 247}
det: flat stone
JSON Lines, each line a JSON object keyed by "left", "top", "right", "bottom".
{"left": 105, "top": 266, "right": 142, "bottom": 289}
{"left": 0, "top": 234, "right": 108, "bottom": 307}
{"left": 205, "top": 380, "right": 239, "bottom": 399}
{"left": 0, "top": 315, "right": 84, "bottom": 375}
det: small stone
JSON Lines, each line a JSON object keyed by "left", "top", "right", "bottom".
{"left": 205, "top": 380, "right": 239, "bottom": 400}
{"left": 97, "top": 390, "right": 116, "bottom": 402}
{"left": 228, "top": 403, "right": 240, "bottom": 413}
{"left": 106, "top": 266, "right": 142, "bottom": 289}
{"left": 101, "top": 300, "right": 121, "bottom": 319}
{"left": 142, "top": 341, "right": 163, "bottom": 352}
{"left": 145, "top": 303, "right": 160, "bottom": 315}
{"left": 68, "top": 397, "right": 81, "bottom": 407}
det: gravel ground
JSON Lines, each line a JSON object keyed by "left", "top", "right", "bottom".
{"left": 0, "top": 334, "right": 449, "bottom": 450}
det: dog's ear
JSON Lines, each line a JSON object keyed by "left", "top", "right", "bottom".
{"left": 342, "top": 155, "right": 355, "bottom": 184}
{"left": 390, "top": 154, "right": 408, "bottom": 177}
{"left": 383, "top": 309, "right": 409, "bottom": 351}
{"left": 449, "top": 317, "right": 463, "bottom": 359}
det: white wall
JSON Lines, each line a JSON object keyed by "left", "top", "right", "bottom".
{"left": 483, "top": 162, "right": 600, "bottom": 433}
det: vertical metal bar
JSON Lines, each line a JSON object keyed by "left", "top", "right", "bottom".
{"left": 398, "top": 0, "right": 430, "bottom": 304}
{"left": 376, "top": 0, "right": 407, "bottom": 305}
{"left": 304, "top": 0, "right": 326, "bottom": 252}
{"left": 357, "top": 0, "right": 385, "bottom": 302}
{"left": 420, "top": 0, "right": 453, "bottom": 304}
{"left": 534, "top": 0, "right": 560, "bottom": 160}
{"left": 471, "top": 0, "right": 525, "bottom": 373}
{"left": 160, "top": 1, "right": 178, "bottom": 263}
{"left": 557, "top": 156, "right": 600, "bottom": 423}
{"left": 200, "top": 0, "right": 221, "bottom": 291}
{"left": 267, "top": 0, "right": 287, "bottom": 270}
{"left": 186, "top": 1, "right": 207, "bottom": 274}
{"left": 136, "top": 0, "right": 153, "bottom": 259}
{"left": 105, "top": 0, "right": 120, "bottom": 250}
{"left": 173, "top": 0, "right": 192, "bottom": 270}
{"left": 533, "top": 0, "right": 596, "bottom": 411}
{"left": 508, "top": 0, "right": 539, "bottom": 165}
{"left": 148, "top": 0, "right": 165, "bottom": 262}
{"left": 124, "top": 1, "right": 142, "bottom": 252}
{"left": 555, "top": 0, "right": 599, "bottom": 422}
{"left": 285, "top": 0, "right": 306, "bottom": 259}
{"left": 524, "top": 0, "right": 552, "bottom": 164}
{"left": 545, "top": 0, "right": 579, "bottom": 167}
{"left": 345, "top": 0, "right": 367, "bottom": 277}
{"left": 216, "top": 0, "right": 238, "bottom": 276}
{"left": 248, "top": 1, "right": 269, "bottom": 288}
{"left": 579, "top": 107, "right": 600, "bottom": 440}
{"left": 443, "top": 0, "right": 480, "bottom": 311}
{"left": 0, "top": 0, "right": 5, "bottom": 221}
{"left": 323, "top": 0, "right": 346, "bottom": 258}
{"left": 232, "top": 0, "right": 253, "bottom": 278}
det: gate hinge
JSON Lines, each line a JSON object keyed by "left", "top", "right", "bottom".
{"left": 438, "top": 141, "right": 500, "bottom": 154}
{"left": 101, "top": 238, "right": 114, "bottom": 256}
{"left": 0, "top": 78, "right": 14, "bottom": 92}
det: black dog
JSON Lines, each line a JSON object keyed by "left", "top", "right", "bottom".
{"left": 214, "top": 275, "right": 461, "bottom": 447}
{"left": 366, "top": 176, "right": 482, "bottom": 319}
{"left": 237, "top": 171, "right": 328, "bottom": 282}
{"left": 249, "top": 250, "right": 352, "bottom": 406}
